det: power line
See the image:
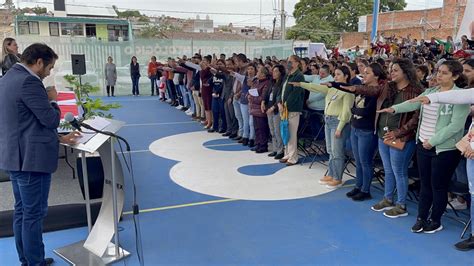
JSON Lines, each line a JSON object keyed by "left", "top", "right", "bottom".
{"left": 21, "top": 0, "right": 278, "bottom": 16}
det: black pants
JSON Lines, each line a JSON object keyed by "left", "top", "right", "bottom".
{"left": 106, "top": 86, "right": 114, "bottom": 96}
{"left": 416, "top": 143, "right": 461, "bottom": 223}
{"left": 254, "top": 116, "right": 269, "bottom": 151}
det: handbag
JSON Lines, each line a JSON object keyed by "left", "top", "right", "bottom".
{"left": 456, "top": 133, "right": 471, "bottom": 153}
{"left": 280, "top": 103, "right": 289, "bottom": 146}
{"left": 383, "top": 138, "right": 406, "bottom": 150}
{"left": 382, "top": 114, "right": 406, "bottom": 150}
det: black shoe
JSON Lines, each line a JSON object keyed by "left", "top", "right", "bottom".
{"left": 231, "top": 135, "right": 240, "bottom": 140}
{"left": 268, "top": 152, "right": 277, "bottom": 157}
{"left": 346, "top": 188, "right": 360, "bottom": 198}
{"left": 274, "top": 153, "right": 284, "bottom": 160}
{"left": 250, "top": 147, "right": 257, "bottom": 151}
{"left": 455, "top": 235, "right": 474, "bottom": 251}
{"left": 242, "top": 138, "right": 249, "bottom": 146}
{"left": 223, "top": 132, "right": 231, "bottom": 136}
{"left": 218, "top": 130, "right": 226, "bottom": 134}
{"left": 181, "top": 107, "right": 188, "bottom": 111}
{"left": 248, "top": 140, "right": 255, "bottom": 148}
{"left": 256, "top": 149, "right": 268, "bottom": 154}
{"left": 423, "top": 220, "right": 443, "bottom": 234}
{"left": 352, "top": 192, "right": 372, "bottom": 201}
{"left": 45, "top": 258, "right": 55, "bottom": 265}
{"left": 411, "top": 218, "right": 427, "bottom": 233}
{"left": 208, "top": 129, "right": 216, "bottom": 133}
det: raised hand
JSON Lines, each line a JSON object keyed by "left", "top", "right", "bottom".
{"left": 409, "top": 96, "right": 431, "bottom": 104}
{"left": 377, "top": 107, "right": 395, "bottom": 114}
{"left": 340, "top": 85, "right": 356, "bottom": 92}
{"left": 288, "top": 82, "right": 301, "bottom": 87}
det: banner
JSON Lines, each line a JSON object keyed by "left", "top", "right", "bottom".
{"left": 456, "top": 0, "right": 474, "bottom": 41}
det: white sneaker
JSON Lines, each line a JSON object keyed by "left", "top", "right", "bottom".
{"left": 175, "top": 105, "right": 183, "bottom": 109}
{"left": 448, "top": 198, "right": 467, "bottom": 210}
{"left": 165, "top": 99, "right": 172, "bottom": 103}
{"left": 186, "top": 111, "right": 193, "bottom": 116}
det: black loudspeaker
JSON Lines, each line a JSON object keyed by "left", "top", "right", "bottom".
{"left": 76, "top": 156, "right": 104, "bottom": 200}
{"left": 71, "top": 54, "right": 86, "bottom": 75}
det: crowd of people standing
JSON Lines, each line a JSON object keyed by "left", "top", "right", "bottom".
{"left": 139, "top": 33, "right": 474, "bottom": 251}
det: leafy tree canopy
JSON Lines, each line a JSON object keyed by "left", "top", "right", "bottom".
{"left": 288, "top": 0, "right": 406, "bottom": 46}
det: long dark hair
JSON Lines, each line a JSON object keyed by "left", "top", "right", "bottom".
{"left": 369, "top": 62, "right": 387, "bottom": 81}
{"left": 387, "top": 58, "right": 421, "bottom": 102}
{"left": 441, "top": 60, "right": 468, "bottom": 88}
{"left": 272, "top": 64, "right": 286, "bottom": 87}
{"left": 336, "top": 65, "right": 351, "bottom": 83}
{"left": 463, "top": 59, "right": 474, "bottom": 87}
{"left": 130, "top": 56, "right": 137, "bottom": 65}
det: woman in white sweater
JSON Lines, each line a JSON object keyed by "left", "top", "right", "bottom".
{"left": 412, "top": 59, "right": 474, "bottom": 251}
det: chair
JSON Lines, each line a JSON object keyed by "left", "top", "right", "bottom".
{"left": 297, "top": 111, "right": 326, "bottom": 165}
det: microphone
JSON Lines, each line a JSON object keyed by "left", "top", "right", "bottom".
{"left": 64, "top": 112, "right": 82, "bottom": 131}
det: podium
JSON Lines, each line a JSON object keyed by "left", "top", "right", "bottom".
{"left": 54, "top": 118, "right": 131, "bottom": 265}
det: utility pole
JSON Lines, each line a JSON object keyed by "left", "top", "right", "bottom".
{"left": 370, "top": 0, "right": 380, "bottom": 43}
{"left": 281, "top": 0, "right": 285, "bottom": 40}
{"left": 271, "top": 17, "right": 276, "bottom": 40}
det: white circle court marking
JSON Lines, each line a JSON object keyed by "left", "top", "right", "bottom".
{"left": 149, "top": 131, "right": 346, "bottom": 201}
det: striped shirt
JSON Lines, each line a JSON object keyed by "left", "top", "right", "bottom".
{"left": 419, "top": 103, "right": 440, "bottom": 142}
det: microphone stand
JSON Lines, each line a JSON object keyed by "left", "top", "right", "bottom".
{"left": 78, "top": 120, "right": 144, "bottom": 266}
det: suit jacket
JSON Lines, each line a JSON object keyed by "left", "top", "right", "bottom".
{"left": 0, "top": 64, "right": 61, "bottom": 173}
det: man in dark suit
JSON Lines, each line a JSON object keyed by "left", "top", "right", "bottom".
{"left": 0, "top": 43, "right": 80, "bottom": 266}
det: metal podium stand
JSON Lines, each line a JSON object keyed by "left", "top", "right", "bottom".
{"left": 54, "top": 118, "right": 131, "bottom": 265}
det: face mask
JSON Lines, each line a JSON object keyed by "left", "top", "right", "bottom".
{"left": 287, "top": 62, "right": 293, "bottom": 70}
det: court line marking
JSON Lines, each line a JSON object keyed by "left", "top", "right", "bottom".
{"left": 123, "top": 121, "right": 195, "bottom": 127}
{"left": 123, "top": 198, "right": 240, "bottom": 215}
{"left": 204, "top": 143, "right": 241, "bottom": 147}
{"left": 118, "top": 150, "right": 151, "bottom": 154}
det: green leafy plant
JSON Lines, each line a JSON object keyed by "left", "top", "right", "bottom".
{"left": 60, "top": 74, "right": 121, "bottom": 129}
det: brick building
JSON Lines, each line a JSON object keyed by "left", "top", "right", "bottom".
{"left": 340, "top": 0, "right": 467, "bottom": 49}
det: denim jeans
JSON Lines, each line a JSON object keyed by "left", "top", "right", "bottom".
{"left": 187, "top": 88, "right": 195, "bottom": 113}
{"left": 131, "top": 76, "right": 140, "bottom": 95}
{"left": 268, "top": 112, "right": 283, "bottom": 153}
{"left": 166, "top": 80, "right": 177, "bottom": 101}
{"left": 378, "top": 138, "right": 416, "bottom": 205}
{"left": 325, "top": 116, "right": 350, "bottom": 181}
{"left": 224, "top": 98, "right": 238, "bottom": 135}
{"left": 232, "top": 99, "right": 243, "bottom": 137}
{"left": 212, "top": 97, "right": 226, "bottom": 132}
{"left": 350, "top": 127, "right": 378, "bottom": 193}
{"left": 150, "top": 77, "right": 157, "bottom": 95}
{"left": 467, "top": 159, "right": 474, "bottom": 235}
{"left": 249, "top": 115, "right": 255, "bottom": 140}
{"left": 175, "top": 83, "right": 184, "bottom": 106}
{"left": 9, "top": 171, "right": 51, "bottom": 266}
{"left": 240, "top": 103, "right": 251, "bottom": 139}
{"left": 179, "top": 85, "right": 189, "bottom": 107}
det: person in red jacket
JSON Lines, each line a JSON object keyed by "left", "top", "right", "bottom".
{"left": 147, "top": 56, "right": 161, "bottom": 96}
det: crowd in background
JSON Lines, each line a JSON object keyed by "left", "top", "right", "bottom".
{"left": 138, "top": 33, "right": 474, "bottom": 251}
{"left": 2, "top": 33, "right": 474, "bottom": 254}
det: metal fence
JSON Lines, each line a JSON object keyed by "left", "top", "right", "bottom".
{"left": 16, "top": 36, "right": 293, "bottom": 96}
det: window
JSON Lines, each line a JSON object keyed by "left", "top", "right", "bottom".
{"left": 85, "top": 24, "right": 96, "bottom": 37}
{"left": 107, "top": 25, "right": 129, "bottom": 42}
{"left": 61, "top": 23, "right": 84, "bottom": 36}
{"left": 17, "top": 21, "right": 39, "bottom": 35}
{"left": 49, "top": 22, "right": 59, "bottom": 36}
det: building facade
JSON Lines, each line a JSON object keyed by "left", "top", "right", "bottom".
{"left": 340, "top": 0, "right": 467, "bottom": 48}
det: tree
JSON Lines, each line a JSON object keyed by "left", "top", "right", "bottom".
{"left": 138, "top": 23, "right": 182, "bottom": 39}
{"left": 289, "top": 0, "right": 406, "bottom": 46}
{"left": 2, "top": 0, "right": 15, "bottom": 11}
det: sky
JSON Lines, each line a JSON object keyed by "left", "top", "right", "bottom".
{"left": 6, "top": 0, "right": 446, "bottom": 29}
